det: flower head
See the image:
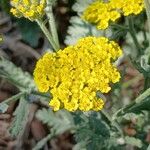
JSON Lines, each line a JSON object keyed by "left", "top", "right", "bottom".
{"left": 110, "top": 0, "right": 144, "bottom": 16}
{"left": 34, "top": 36, "right": 122, "bottom": 112}
{"left": 83, "top": 0, "right": 144, "bottom": 30}
{"left": 83, "top": 1, "right": 121, "bottom": 30}
{"left": 10, "top": 0, "right": 46, "bottom": 20}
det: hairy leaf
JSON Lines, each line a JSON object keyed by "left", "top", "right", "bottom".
{"left": 36, "top": 108, "right": 75, "bottom": 135}
{"left": 9, "top": 96, "right": 29, "bottom": 137}
{"left": 72, "top": 0, "right": 94, "bottom": 13}
{"left": 0, "top": 103, "right": 9, "bottom": 113}
{"left": 0, "top": 57, "right": 36, "bottom": 91}
{"left": 74, "top": 112, "right": 110, "bottom": 150}
{"left": 65, "top": 16, "right": 106, "bottom": 45}
{"left": 125, "top": 136, "right": 143, "bottom": 148}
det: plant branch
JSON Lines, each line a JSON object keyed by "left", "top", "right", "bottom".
{"left": 32, "top": 91, "right": 51, "bottom": 99}
{"left": 113, "top": 88, "right": 150, "bottom": 117}
{"left": 45, "top": 1, "right": 60, "bottom": 49}
{"left": 127, "top": 16, "right": 143, "bottom": 56}
{"left": 144, "top": 0, "right": 150, "bottom": 45}
{"left": 0, "top": 91, "right": 26, "bottom": 105}
{"left": 36, "top": 19, "right": 58, "bottom": 51}
{"left": 144, "top": 1, "right": 150, "bottom": 92}
{"left": 33, "top": 132, "right": 54, "bottom": 150}
{"left": 144, "top": 76, "right": 150, "bottom": 90}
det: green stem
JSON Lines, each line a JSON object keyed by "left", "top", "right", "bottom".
{"left": 36, "top": 19, "right": 58, "bottom": 51}
{"left": 0, "top": 92, "right": 25, "bottom": 104}
{"left": 33, "top": 133, "right": 54, "bottom": 150}
{"left": 111, "top": 23, "right": 129, "bottom": 30}
{"left": 32, "top": 91, "right": 51, "bottom": 99}
{"left": 45, "top": 1, "right": 60, "bottom": 49}
{"left": 144, "top": 76, "right": 150, "bottom": 90}
{"left": 144, "top": 0, "right": 150, "bottom": 45}
{"left": 113, "top": 88, "right": 150, "bottom": 117}
{"left": 127, "top": 16, "right": 143, "bottom": 56}
{"left": 135, "top": 88, "right": 150, "bottom": 103}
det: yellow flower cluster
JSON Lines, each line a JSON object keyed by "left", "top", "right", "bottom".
{"left": 110, "top": 0, "right": 144, "bottom": 16}
{"left": 10, "top": 0, "right": 46, "bottom": 20}
{"left": 83, "top": 0, "right": 144, "bottom": 29}
{"left": 83, "top": 1, "right": 121, "bottom": 30}
{"left": 34, "top": 37, "right": 122, "bottom": 112}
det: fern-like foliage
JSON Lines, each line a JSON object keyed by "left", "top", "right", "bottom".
{"left": 9, "top": 96, "right": 29, "bottom": 137}
{"left": 0, "top": 57, "right": 36, "bottom": 91}
{"left": 36, "top": 108, "right": 75, "bottom": 135}
{"left": 73, "top": 112, "right": 124, "bottom": 150}
{"left": 65, "top": 16, "right": 104, "bottom": 45}
{"left": 65, "top": 0, "right": 111, "bottom": 45}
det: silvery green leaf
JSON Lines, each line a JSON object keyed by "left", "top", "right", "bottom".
{"left": 124, "top": 136, "right": 142, "bottom": 148}
{"left": 73, "top": 142, "right": 87, "bottom": 150}
{"left": 0, "top": 103, "right": 9, "bottom": 113}
{"left": 0, "top": 57, "right": 36, "bottom": 91}
{"left": 65, "top": 16, "right": 109, "bottom": 45}
{"left": 36, "top": 108, "right": 75, "bottom": 135}
{"left": 141, "top": 54, "right": 150, "bottom": 72}
{"left": 9, "top": 96, "right": 29, "bottom": 137}
{"left": 72, "top": 0, "right": 94, "bottom": 13}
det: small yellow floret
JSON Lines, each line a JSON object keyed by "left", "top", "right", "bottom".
{"left": 10, "top": 0, "right": 46, "bottom": 20}
{"left": 83, "top": 0, "right": 144, "bottom": 30}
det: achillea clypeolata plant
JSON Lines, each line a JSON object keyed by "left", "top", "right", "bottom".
{"left": 34, "top": 36, "right": 122, "bottom": 111}
{"left": 1, "top": 0, "right": 150, "bottom": 149}
{"left": 83, "top": 0, "right": 144, "bottom": 30}
{"left": 10, "top": 0, "right": 46, "bottom": 20}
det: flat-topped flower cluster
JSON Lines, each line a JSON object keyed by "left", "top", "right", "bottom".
{"left": 83, "top": 0, "right": 144, "bottom": 29}
{"left": 34, "top": 37, "right": 122, "bottom": 111}
{"left": 10, "top": 0, "right": 46, "bottom": 20}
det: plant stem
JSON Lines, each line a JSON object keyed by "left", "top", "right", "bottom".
{"left": 144, "top": 0, "right": 150, "bottom": 45}
{"left": 144, "top": 76, "right": 150, "bottom": 90}
{"left": 0, "top": 92, "right": 25, "bottom": 104}
{"left": 114, "top": 88, "right": 150, "bottom": 117}
{"left": 127, "top": 16, "right": 143, "bottom": 56}
{"left": 33, "top": 133, "right": 54, "bottom": 150}
{"left": 32, "top": 91, "right": 51, "bottom": 99}
{"left": 45, "top": 0, "right": 60, "bottom": 49}
{"left": 143, "top": 1, "right": 150, "bottom": 90}
{"left": 135, "top": 88, "right": 150, "bottom": 103}
{"left": 111, "top": 23, "right": 129, "bottom": 30}
{"left": 36, "top": 19, "right": 59, "bottom": 51}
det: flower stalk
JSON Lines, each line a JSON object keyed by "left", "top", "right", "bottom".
{"left": 127, "top": 16, "right": 143, "bottom": 56}
{"left": 144, "top": 0, "right": 150, "bottom": 45}
{"left": 45, "top": 0, "right": 60, "bottom": 49}
{"left": 36, "top": 19, "right": 59, "bottom": 51}
{"left": 0, "top": 92, "right": 26, "bottom": 105}
{"left": 143, "top": 0, "right": 150, "bottom": 90}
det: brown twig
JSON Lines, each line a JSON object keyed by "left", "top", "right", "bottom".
{"left": 3, "top": 36, "right": 41, "bottom": 59}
